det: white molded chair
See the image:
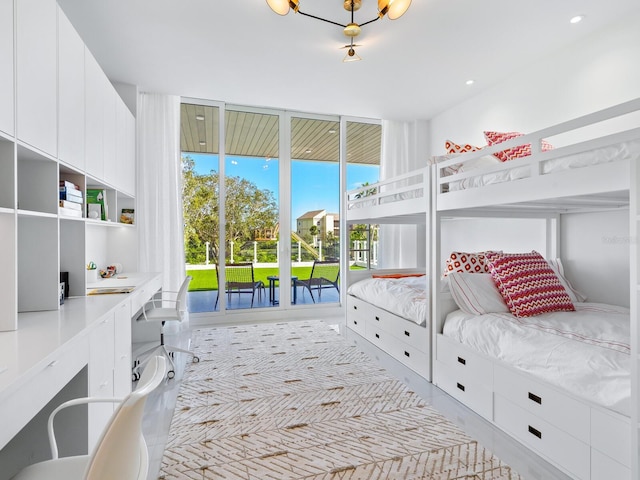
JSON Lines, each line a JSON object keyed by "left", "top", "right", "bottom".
{"left": 133, "top": 275, "right": 199, "bottom": 380}
{"left": 11, "top": 355, "right": 167, "bottom": 480}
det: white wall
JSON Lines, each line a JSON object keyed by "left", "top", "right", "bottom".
{"left": 440, "top": 217, "right": 548, "bottom": 273}
{"left": 428, "top": 11, "right": 640, "bottom": 154}
{"left": 561, "top": 210, "right": 630, "bottom": 307}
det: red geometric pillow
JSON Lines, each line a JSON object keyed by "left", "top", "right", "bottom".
{"left": 445, "top": 139, "right": 482, "bottom": 155}
{"left": 443, "top": 251, "right": 490, "bottom": 277}
{"left": 484, "top": 131, "right": 553, "bottom": 162}
{"left": 485, "top": 251, "right": 575, "bottom": 317}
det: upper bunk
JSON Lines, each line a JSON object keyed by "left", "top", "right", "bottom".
{"left": 346, "top": 167, "right": 430, "bottom": 224}
{"left": 434, "top": 98, "right": 640, "bottom": 216}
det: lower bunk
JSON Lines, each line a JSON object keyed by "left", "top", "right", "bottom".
{"left": 345, "top": 273, "right": 431, "bottom": 380}
{"left": 434, "top": 304, "right": 631, "bottom": 480}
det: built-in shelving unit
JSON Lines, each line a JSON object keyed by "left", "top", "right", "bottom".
{"left": 0, "top": 0, "right": 137, "bottom": 332}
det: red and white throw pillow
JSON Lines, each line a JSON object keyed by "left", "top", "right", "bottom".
{"left": 445, "top": 140, "right": 482, "bottom": 154}
{"left": 484, "top": 131, "right": 553, "bottom": 162}
{"left": 443, "top": 251, "right": 490, "bottom": 277}
{"left": 485, "top": 250, "right": 575, "bottom": 317}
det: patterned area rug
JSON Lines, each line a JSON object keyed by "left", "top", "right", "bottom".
{"left": 159, "top": 320, "right": 522, "bottom": 479}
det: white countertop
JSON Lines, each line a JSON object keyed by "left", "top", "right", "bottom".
{"left": 0, "top": 272, "right": 161, "bottom": 402}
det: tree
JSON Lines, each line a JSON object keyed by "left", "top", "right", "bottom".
{"left": 182, "top": 155, "right": 278, "bottom": 264}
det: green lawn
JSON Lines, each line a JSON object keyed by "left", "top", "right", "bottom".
{"left": 187, "top": 264, "right": 363, "bottom": 291}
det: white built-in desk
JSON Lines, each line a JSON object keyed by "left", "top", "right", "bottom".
{"left": 0, "top": 272, "right": 161, "bottom": 460}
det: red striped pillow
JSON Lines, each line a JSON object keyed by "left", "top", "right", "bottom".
{"left": 485, "top": 251, "right": 575, "bottom": 317}
{"left": 484, "top": 131, "right": 553, "bottom": 162}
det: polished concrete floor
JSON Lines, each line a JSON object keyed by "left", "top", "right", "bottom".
{"left": 139, "top": 317, "right": 572, "bottom": 480}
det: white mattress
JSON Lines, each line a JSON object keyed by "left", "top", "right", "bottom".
{"left": 442, "top": 303, "right": 630, "bottom": 416}
{"left": 448, "top": 141, "right": 640, "bottom": 191}
{"left": 347, "top": 275, "right": 428, "bottom": 326}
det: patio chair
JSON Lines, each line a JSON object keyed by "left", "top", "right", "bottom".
{"left": 296, "top": 259, "right": 340, "bottom": 303}
{"left": 224, "top": 262, "right": 265, "bottom": 307}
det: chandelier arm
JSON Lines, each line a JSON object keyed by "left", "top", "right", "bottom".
{"left": 297, "top": 10, "right": 347, "bottom": 28}
{"left": 358, "top": 16, "right": 381, "bottom": 28}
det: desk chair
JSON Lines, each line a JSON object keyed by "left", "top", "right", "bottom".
{"left": 11, "top": 355, "right": 166, "bottom": 480}
{"left": 297, "top": 259, "right": 340, "bottom": 303}
{"left": 133, "top": 276, "right": 199, "bottom": 380}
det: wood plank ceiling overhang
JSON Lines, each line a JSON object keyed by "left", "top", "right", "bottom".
{"left": 180, "top": 103, "right": 381, "bottom": 166}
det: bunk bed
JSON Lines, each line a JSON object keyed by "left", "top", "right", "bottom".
{"left": 431, "top": 98, "right": 640, "bottom": 480}
{"left": 345, "top": 167, "right": 432, "bottom": 380}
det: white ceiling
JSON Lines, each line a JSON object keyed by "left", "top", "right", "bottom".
{"left": 57, "top": 0, "right": 640, "bottom": 121}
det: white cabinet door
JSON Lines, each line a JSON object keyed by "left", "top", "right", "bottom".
{"left": 115, "top": 99, "right": 136, "bottom": 195}
{"left": 113, "top": 301, "right": 132, "bottom": 398}
{"left": 0, "top": 0, "right": 14, "bottom": 136}
{"left": 57, "top": 7, "right": 85, "bottom": 170}
{"left": 102, "top": 81, "right": 116, "bottom": 186}
{"left": 84, "top": 48, "right": 104, "bottom": 180}
{"left": 88, "top": 313, "right": 115, "bottom": 450}
{"left": 16, "top": 0, "right": 57, "bottom": 156}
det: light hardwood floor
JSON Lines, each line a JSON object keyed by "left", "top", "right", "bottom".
{"left": 139, "top": 318, "right": 572, "bottom": 480}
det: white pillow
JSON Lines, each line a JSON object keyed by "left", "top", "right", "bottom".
{"left": 447, "top": 272, "right": 510, "bottom": 315}
{"left": 547, "top": 258, "right": 587, "bottom": 303}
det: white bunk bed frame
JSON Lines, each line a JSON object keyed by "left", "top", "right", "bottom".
{"left": 431, "top": 98, "right": 640, "bottom": 480}
{"left": 345, "top": 167, "right": 433, "bottom": 380}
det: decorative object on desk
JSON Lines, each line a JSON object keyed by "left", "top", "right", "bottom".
{"left": 86, "top": 261, "right": 96, "bottom": 270}
{"left": 120, "top": 208, "right": 134, "bottom": 224}
{"left": 59, "top": 282, "right": 65, "bottom": 305}
{"left": 86, "top": 188, "right": 107, "bottom": 221}
{"left": 87, "top": 286, "right": 136, "bottom": 295}
{"left": 99, "top": 265, "right": 117, "bottom": 278}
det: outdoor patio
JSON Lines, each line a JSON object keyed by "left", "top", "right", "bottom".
{"left": 187, "top": 283, "right": 340, "bottom": 313}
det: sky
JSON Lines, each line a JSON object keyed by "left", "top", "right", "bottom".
{"left": 185, "top": 153, "right": 380, "bottom": 227}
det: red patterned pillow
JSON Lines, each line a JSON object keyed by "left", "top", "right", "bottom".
{"left": 484, "top": 131, "right": 553, "bottom": 162}
{"left": 445, "top": 140, "right": 482, "bottom": 154}
{"left": 443, "top": 251, "right": 490, "bottom": 277}
{"left": 485, "top": 251, "right": 575, "bottom": 317}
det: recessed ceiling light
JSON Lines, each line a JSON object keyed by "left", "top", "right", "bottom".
{"left": 199, "top": 141, "right": 206, "bottom": 146}
{"left": 465, "top": 79, "right": 474, "bottom": 86}
{"left": 305, "top": 149, "right": 312, "bottom": 154}
{"left": 328, "top": 129, "right": 336, "bottom": 134}
{"left": 570, "top": 15, "right": 584, "bottom": 24}
{"left": 195, "top": 114, "right": 205, "bottom": 121}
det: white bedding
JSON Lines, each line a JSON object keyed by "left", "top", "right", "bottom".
{"left": 347, "top": 275, "right": 428, "bottom": 326}
{"left": 448, "top": 141, "right": 640, "bottom": 191}
{"left": 442, "top": 303, "right": 630, "bottom": 416}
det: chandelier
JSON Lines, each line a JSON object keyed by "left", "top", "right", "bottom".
{"left": 266, "top": 0, "right": 412, "bottom": 62}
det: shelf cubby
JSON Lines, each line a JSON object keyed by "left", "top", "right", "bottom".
{"left": 0, "top": 139, "right": 15, "bottom": 210}
{"left": 17, "top": 145, "right": 57, "bottom": 215}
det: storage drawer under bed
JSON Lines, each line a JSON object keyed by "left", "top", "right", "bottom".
{"left": 493, "top": 364, "right": 590, "bottom": 443}
{"left": 494, "top": 393, "right": 590, "bottom": 480}
{"left": 433, "top": 359, "right": 492, "bottom": 420}
{"left": 435, "top": 334, "right": 493, "bottom": 386}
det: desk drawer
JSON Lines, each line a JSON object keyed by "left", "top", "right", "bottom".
{"left": 130, "top": 275, "right": 163, "bottom": 318}
{"left": 1, "top": 338, "right": 88, "bottom": 449}
{"left": 494, "top": 364, "right": 589, "bottom": 443}
{"left": 434, "top": 359, "right": 492, "bottom": 420}
{"left": 494, "top": 394, "right": 589, "bottom": 480}
{"left": 436, "top": 334, "right": 493, "bottom": 386}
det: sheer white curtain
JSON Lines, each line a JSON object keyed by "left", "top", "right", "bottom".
{"left": 377, "top": 119, "right": 429, "bottom": 268}
{"left": 137, "top": 93, "right": 185, "bottom": 294}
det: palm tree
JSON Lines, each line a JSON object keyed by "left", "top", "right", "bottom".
{"left": 309, "top": 225, "right": 319, "bottom": 246}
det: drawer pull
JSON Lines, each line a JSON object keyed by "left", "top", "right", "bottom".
{"left": 456, "top": 382, "right": 465, "bottom": 392}
{"left": 375, "top": 333, "right": 380, "bottom": 339}
{"left": 528, "top": 425, "right": 542, "bottom": 439}
{"left": 404, "top": 330, "right": 410, "bottom": 337}
{"left": 353, "top": 320, "right": 358, "bottom": 325}
{"left": 353, "top": 305, "right": 357, "bottom": 310}
{"left": 528, "top": 392, "right": 542, "bottom": 405}
{"left": 457, "top": 356, "right": 466, "bottom": 365}
{"left": 47, "top": 360, "right": 58, "bottom": 368}
{"left": 375, "top": 316, "right": 380, "bottom": 321}
{"left": 404, "top": 351, "right": 410, "bottom": 358}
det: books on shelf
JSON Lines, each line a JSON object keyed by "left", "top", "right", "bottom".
{"left": 60, "top": 186, "right": 83, "bottom": 203}
{"left": 86, "top": 188, "right": 107, "bottom": 221}
{"left": 120, "top": 208, "right": 134, "bottom": 224}
{"left": 59, "top": 200, "right": 82, "bottom": 210}
{"left": 59, "top": 205, "right": 83, "bottom": 218}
